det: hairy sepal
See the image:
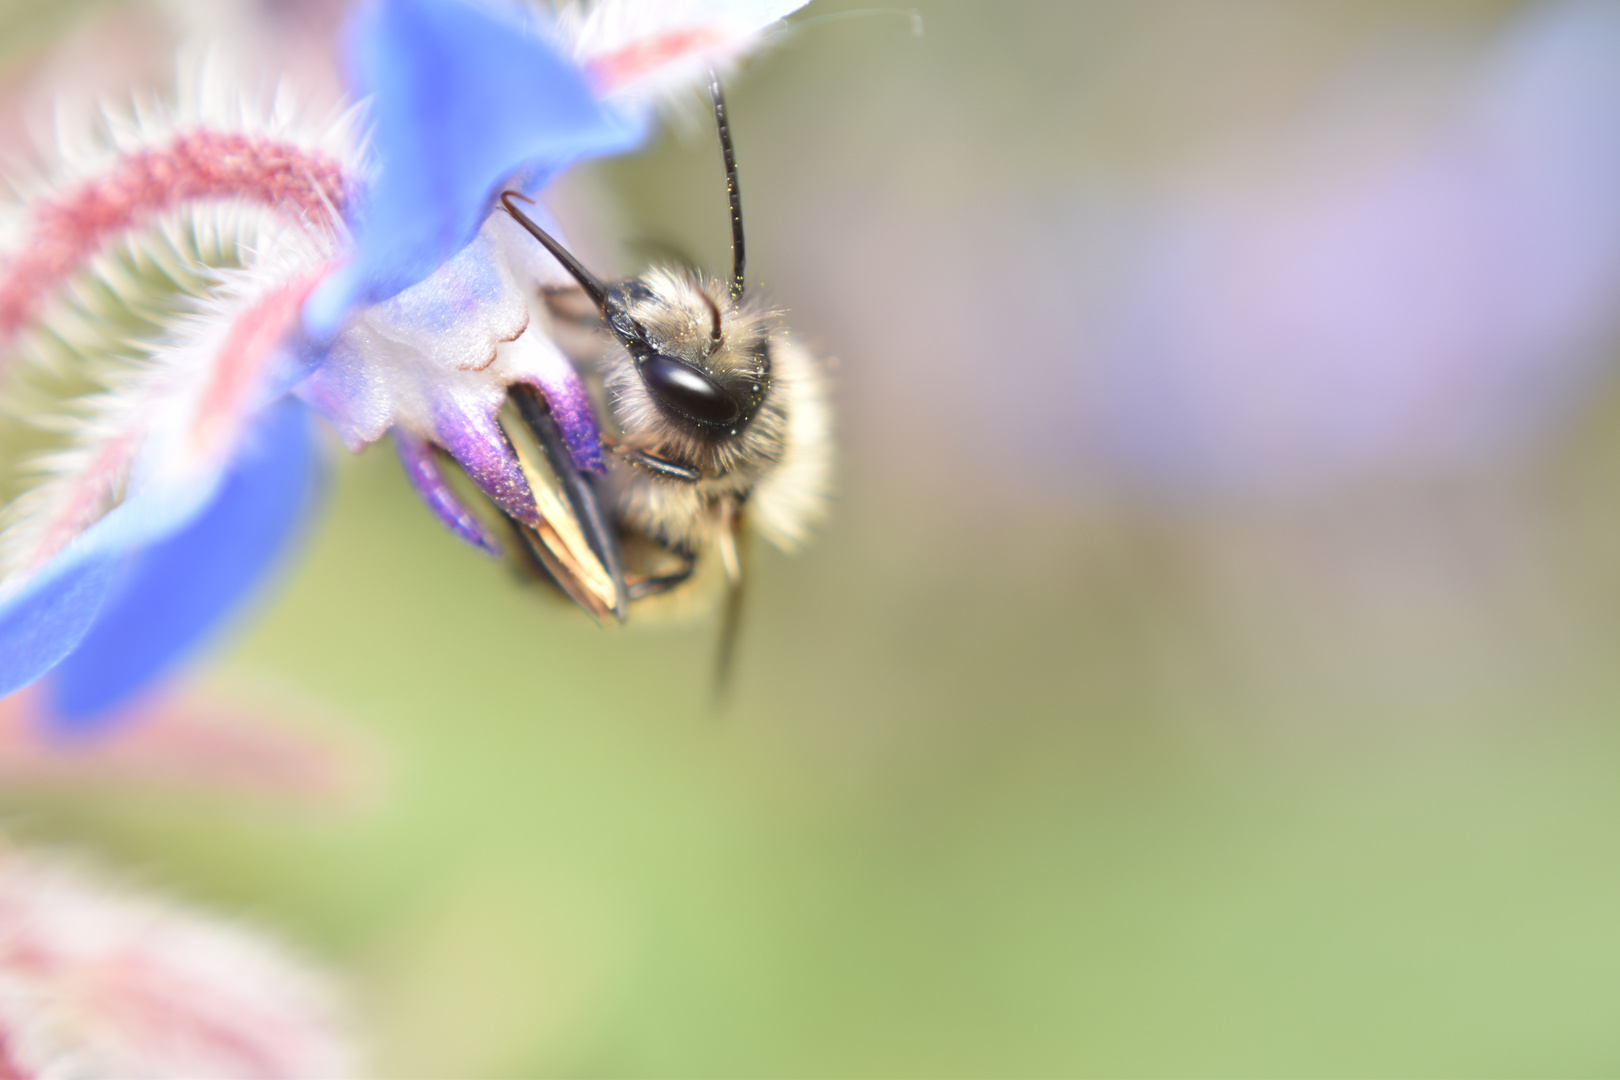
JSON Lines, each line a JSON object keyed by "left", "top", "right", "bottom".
{"left": 0, "top": 213, "right": 334, "bottom": 588}
{"left": 559, "top": 0, "right": 812, "bottom": 102}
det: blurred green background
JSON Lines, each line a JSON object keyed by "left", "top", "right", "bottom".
{"left": 9, "top": 0, "right": 1620, "bottom": 1075}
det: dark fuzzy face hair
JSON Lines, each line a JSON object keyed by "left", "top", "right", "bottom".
{"left": 598, "top": 266, "right": 779, "bottom": 476}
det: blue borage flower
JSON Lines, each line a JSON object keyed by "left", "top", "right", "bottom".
{"left": 0, "top": 0, "right": 809, "bottom": 733}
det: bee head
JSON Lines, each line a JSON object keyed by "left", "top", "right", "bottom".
{"left": 501, "top": 69, "right": 772, "bottom": 440}
{"left": 601, "top": 272, "right": 770, "bottom": 433}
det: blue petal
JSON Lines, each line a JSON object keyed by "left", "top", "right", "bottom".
{"left": 48, "top": 399, "right": 322, "bottom": 731}
{"left": 305, "top": 0, "right": 644, "bottom": 336}
{"left": 0, "top": 553, "right": 122, "bottom": 701}
{"left": 0, "top": 466, "right": 225, "bottom": 701}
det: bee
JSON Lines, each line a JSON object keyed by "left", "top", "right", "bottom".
{"left": 494, "top": 71, "right": 831, "bottom": 675}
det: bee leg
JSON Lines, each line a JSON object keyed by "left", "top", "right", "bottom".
{"left": 625, "top": 545, "right": 697, "bottom": 600}
{"left": 713, "top": 501, "right": 748, "bottom": 706}
{"left": 613, "top": 445, "right": 702, "bottom": 483}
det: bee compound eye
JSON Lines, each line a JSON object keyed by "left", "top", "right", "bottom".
{"left": 639, "top": 353, "right": 741, "bottom": 425}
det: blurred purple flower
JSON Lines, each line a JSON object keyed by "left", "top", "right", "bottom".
{"left": 0, "top": 0, "right": 807, "bottom": 733}
{"left": 1090, "top": 0, "right": 1620, "bottom": 497}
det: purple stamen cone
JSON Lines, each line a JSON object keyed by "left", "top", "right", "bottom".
{"left": 432, "top": 403, "right": 540, "bottom": 528}
{"left": 394, "top": 429, "right": 502, "bottom": 556}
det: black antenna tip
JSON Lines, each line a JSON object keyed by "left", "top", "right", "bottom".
{"left": 709, "top": 70, "right": 747, "bottom": 302}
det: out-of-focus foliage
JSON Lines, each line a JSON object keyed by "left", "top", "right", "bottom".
{"left": 7, "top": 0, "right": 1620, "bottom": 1076}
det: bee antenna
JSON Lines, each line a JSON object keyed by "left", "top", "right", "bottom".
{"left": 709, "top": 70, "right": 746, "bottom": 301}
{"left": 500, "top": 191, "right": 608, "bottom": 309}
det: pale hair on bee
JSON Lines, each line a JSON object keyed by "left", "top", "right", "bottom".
{"left": 495, "top": 69, "right": 831, "bottom": 680}
{"left": 589, "top": 267, "right": 829, "bottom": 557}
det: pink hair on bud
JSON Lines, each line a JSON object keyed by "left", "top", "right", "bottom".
{"left": 0, "top": 843, "right": 355, "bottom": 1078}
{"left": 188, "top": 269, "right": 328, "bottom": 460}
{"left": 0, "top": 683, "right": 370, "bottom": 809}
{"left": 0, "top": 130, "right": 349, "bottom": 357}
{"left": 3, "top": 262, "right": 333, "bottom": 580}
{"left": 20, "top": 433, "right": 138, "bottom": 579}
